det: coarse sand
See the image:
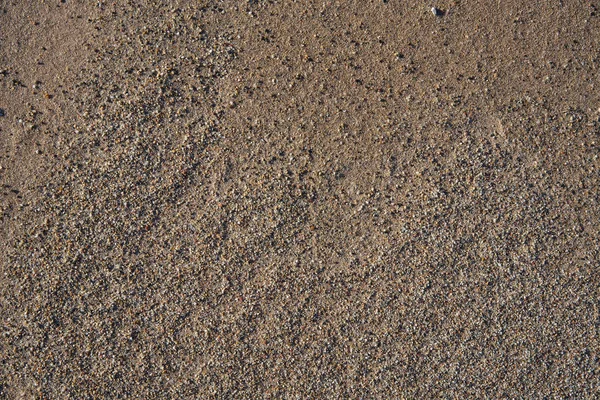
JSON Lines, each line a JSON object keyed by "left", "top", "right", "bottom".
{"left": 1, "top": 0, "right": 599, "bottom": 398}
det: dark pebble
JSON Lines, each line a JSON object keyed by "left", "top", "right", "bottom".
{"left": 432, "top": 7, "right": 444, "bottom": 16}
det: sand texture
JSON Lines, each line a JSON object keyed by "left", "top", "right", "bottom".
{"left": 1, "top": 0, "right": 599, "bottom": 398}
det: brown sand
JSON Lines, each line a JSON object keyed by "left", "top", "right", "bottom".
{"left": 1, "top": 0, "right": 599, "bottom": 398}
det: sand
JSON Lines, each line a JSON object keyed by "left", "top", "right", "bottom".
{"left": 1, "top": 0, "right": 599, "bottom": 398}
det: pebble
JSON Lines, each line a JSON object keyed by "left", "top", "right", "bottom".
{"left": 0, "top": 108, "right": 4, "bottom": 117}
{"left": 431, "top": 7, "right": 443, "bottom": 16}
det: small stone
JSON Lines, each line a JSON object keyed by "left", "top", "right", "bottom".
{"left": 0, "top": 108, "right": 4, "bottom": 117}
{"left": 431, "top": 7, "right": 443, "bottom": 16}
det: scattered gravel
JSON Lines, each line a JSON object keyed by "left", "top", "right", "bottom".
{"left": 1, "top": 0, "right": 599, "bottom": 398}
